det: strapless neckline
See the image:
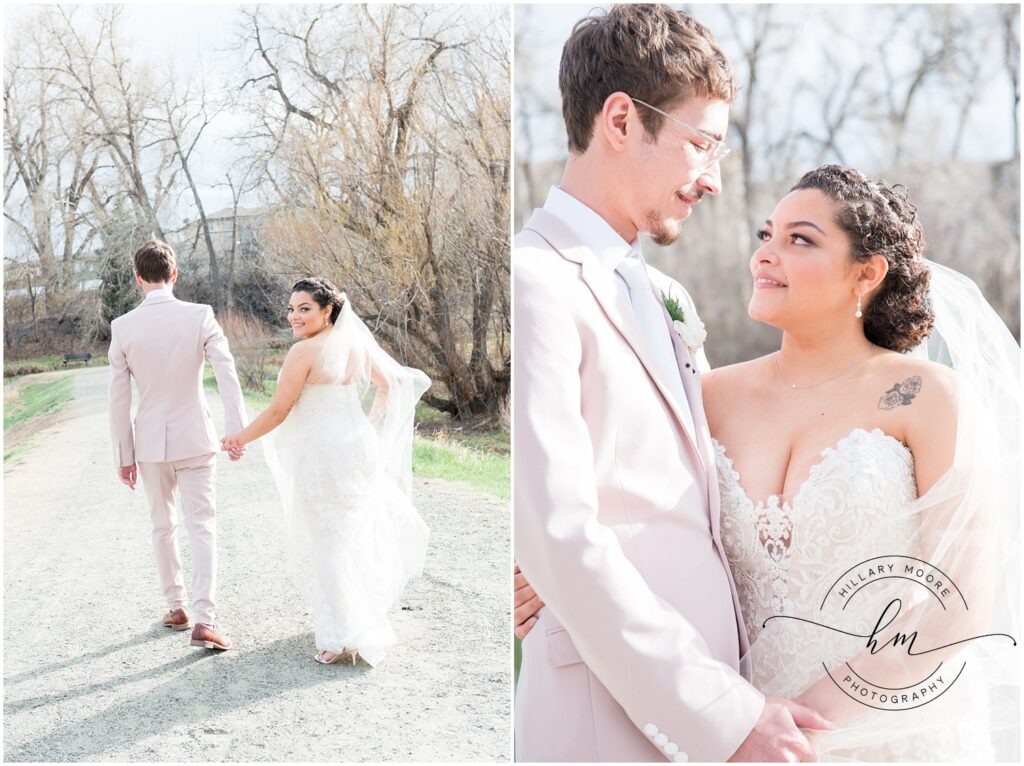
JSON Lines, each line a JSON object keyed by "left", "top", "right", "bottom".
{"left": 713, "top": 427, "right": 913, "bottom": 511}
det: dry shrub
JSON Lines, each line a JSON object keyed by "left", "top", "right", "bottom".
{"left": 218, "top": 310, "right": 279, "bottom": 394}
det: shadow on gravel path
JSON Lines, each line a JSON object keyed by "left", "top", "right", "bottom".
{"left": 4, "top": 366, "right": 510, "bottom": 762}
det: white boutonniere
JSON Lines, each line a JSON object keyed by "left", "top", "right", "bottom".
{"left": 662, "top": 292, "right": 707, "bottom": 355}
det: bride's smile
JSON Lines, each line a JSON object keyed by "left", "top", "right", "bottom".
{"left": 753, "top": 272, "right": 787, "bottom": 289}
{"left": 746, "top": 188, "right": 883, "bottom": 337}
{"left": 288, "top": 292, "right": 332, "bottom": 339}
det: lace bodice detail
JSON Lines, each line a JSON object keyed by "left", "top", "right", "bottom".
{"left": 716, "top": 428, "right": 994, "bottom": 760}
{"left": 717, "top": 428, "right": 917, "bottom": 652}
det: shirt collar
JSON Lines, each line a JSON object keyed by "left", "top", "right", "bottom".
{"left": 142, "top": 284, "right": 174, "bottom": 301}
{"left": 542, "top": 186, "right": 642, "bottom": 272}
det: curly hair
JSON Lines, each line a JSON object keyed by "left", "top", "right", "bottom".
{"left": 291, "top": 277, "right": 345, "bottom": 324}
{"left": 560, "top": 4, "right": 736, "bottom": 153}
{"left": 790, "top": 165, "right": 933, "bottom": 353}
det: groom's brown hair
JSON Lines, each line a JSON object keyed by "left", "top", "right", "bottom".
{"left": 133, "top": 240, "right": 176, "bottom": 283}
{"left": 560, "top": 4, "right": 736, "bottom": 154}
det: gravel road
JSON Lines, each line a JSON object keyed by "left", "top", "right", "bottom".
{"left": 4, "top": 366, "right": 511, "bottom": 762}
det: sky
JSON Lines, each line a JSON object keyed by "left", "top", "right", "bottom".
{"left": 514, "top": 3, "right": 1018, "bottom": 169}
{"left": 4, "top": 3, "right": 259, "bottom": 233}
{"left": 4, "top": 2, "right": 510, "bottom": 234}
{"left": 1, "top": 2, "right": 1017, "bottom": 256}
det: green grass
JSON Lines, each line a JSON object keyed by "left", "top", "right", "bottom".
{"left": 204, "top": 364, "right": 276, "bottom": 410}
{"left": 413, "top": 401, "right": 508, "bottom": 498}
{"left": 3, "top": 375, "right": 74, "bottom": 461}
{"left": 412, "top": 433, "right": 510, "bottom": 500}
{"left": 206, "top": 363, "right": 510, "bottom": 499}
{"left": 4, "top": 376, "right": 74, "bottom": 431}
{"left": 3, "top": 440, "right": 36, "bottom": 463}
{"left": 3, "top": 355, "right": 72, "bottom": 379}
{"left": 415, "top": 400, "right": 510, "bottom": 454}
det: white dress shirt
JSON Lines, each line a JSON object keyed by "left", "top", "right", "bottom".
{"left": 142, "top": 284, "right": 175, "bottom": 302}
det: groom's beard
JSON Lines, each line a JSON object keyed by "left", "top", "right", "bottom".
{"left": 644, "top": 211, "right": 684, "bottom": 246}
{"left": 643, "top": 186, "right": 703, "bottom": 245}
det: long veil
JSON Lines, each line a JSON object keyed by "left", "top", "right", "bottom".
{"left": 314, "top": 294, "right": 432, "bottom": 499}
{"left": 754, "top": 260, "right": 1020, "bottom": 760}
{"left": 261, "top": 294, "right": 432, "bottom": 634}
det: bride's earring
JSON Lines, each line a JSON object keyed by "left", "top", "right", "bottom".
{"left": 855, "top": 293, "right": 863, "bottom": 319}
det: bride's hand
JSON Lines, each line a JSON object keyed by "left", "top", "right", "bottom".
{"left": 221, "top": 435, "right": 246, "bottom": 461}
{"left": 368, "top": 405, "right": 385, "bottom": 426}
{"left": 514, "top": 565, "right": 544, "bottom": 638}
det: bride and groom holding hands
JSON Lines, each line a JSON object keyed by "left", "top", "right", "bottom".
{"left": 513, "top": 4, "right": 1019, "bottom": 762}
{"left": 108, "top": 240, "right": 429, "bottom": 667}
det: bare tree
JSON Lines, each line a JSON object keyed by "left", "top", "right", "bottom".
{"left": 40, "top": 6, "right": 176, "bottom": 238}
{"left": 159, "top": 75, "right": 224, "bottom": 308}
{"left": 719, "top": 4, "right": 794, "bottom": 238}
{"left": 4, "top": 21, "right": 104, "bottom": 312}
{"left": 235, "top": 4, "right": 510, "bottom": 421}
{"left": 218, "top": 164, "right": 260, "bottom": 311}
{"left": 4, "top": 5, "right": 246, "bottom": 345}
{"left": 513, "top": 4, "right": 562, "bottom": 218}
{"left": 998, "top": 4, "right": 1020, "bottom": 158}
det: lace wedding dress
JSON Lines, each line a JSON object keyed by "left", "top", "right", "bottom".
{"left": 716, "top": 428, "right": 995, "bottom": 761}
{"left": 264, "top": 296, "right": 431, "bottom": 667}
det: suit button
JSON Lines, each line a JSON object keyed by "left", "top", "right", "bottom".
{"left": 643, "top": 723, "right": 659, "bottom": 737}
{"left": 665, "top": 742, "right": 679, "bottom": 756}
{"left": 654, "top": 733, "right": 668, "bottom": 747}
{"left": 674, "top": 752, "right": 688, "bottom": 762}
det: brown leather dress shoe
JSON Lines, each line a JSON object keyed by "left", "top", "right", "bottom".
{"left": 162, "top": 608, "right": 191, "bottom": 631}
{"left": 190, "top": 623, "right": 232, "bottom": 650}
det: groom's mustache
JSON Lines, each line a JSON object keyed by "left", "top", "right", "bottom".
{"left": 677, "top": 189, "right": 703, "bottom": 204}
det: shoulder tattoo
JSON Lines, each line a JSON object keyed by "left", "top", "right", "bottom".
{"left": 878, "top": 375, "right": 923, "bottom": 410}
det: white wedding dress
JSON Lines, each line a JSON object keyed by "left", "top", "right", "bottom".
{"left": 715, "top": 428, "right": 995, "bottom": 761}
{"left": 264, "top": 297, "right": 431, "bottom": 667}
{"left": 270, "top": 380, "right": 428, "bottom": 666}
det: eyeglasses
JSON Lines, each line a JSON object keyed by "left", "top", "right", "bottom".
{"left": 629, "top": 96, "right": 731, "bottom": 168}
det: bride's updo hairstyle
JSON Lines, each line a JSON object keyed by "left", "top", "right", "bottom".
{"left": 790, "top": 164, "right": 934, "bottom": 353}
{"left": 291, "top": 277, "right": 345, "bottom": 324}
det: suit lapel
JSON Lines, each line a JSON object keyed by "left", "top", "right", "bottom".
{"left": 524, "top": 209, "right": 706, "bottom": 473}
{"left": 665, "top": 327, "right": 716, "bottom": 492}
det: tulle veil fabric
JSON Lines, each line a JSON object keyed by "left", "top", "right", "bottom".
{"left": 307, "top": 294, "right": 432, "bottom": 497}
{"left": 753, "top": 261, "right": 1020, "bottom": 760}
{"left": 261, "top": 294, "right": 432, "bottom": 660}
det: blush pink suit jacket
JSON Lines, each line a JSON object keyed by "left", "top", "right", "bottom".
{"left": 514, "top": 209, "right": 764, "bottom": 762}
{"left": 108, "top": 293, "right": 247, "bottom": 466}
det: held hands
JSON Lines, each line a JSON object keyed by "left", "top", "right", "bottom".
{"left": 514, "top": 564, "right": 544, "bottom": 638}
{"left": 220, "top": 434, "right": 246, "bottom": 462}
{"left": 117, "top": 463, "right": 137, "bottom": 490}
{"left": 727, "top": 697, "right": 833, "bottom": 763}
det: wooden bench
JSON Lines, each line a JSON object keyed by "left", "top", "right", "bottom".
{"left": 63, "top": 352, "right": 92, "bottom": 366}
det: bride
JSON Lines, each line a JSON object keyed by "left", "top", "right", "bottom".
{"left": 222, "top": 277, "right": 430, "bottom": 667}
{"left": 514, "top": 165, "right": 1019, "bottom": 760}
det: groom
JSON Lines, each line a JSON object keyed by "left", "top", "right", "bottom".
{"left": 514, "top": 5, "right": 829, "bottom": 762}
{"left": 108, "top": 239, "right": 246, "bottom": 652}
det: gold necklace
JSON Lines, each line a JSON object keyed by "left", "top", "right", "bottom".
{"left": 774, "top": 350, "right": 873, "bottom": 390}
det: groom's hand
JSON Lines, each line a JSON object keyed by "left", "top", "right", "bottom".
{"left": 220, "top": 435, "right": 245, "bottom": 462}
{"left": 728, "top": 696, "right": 832, "bottom": 762}
{"left": 117, "top": 463, "right": 137, "bottom": 490}
{"left": 513, "top": 565, "right": 543, "bottom": 638}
